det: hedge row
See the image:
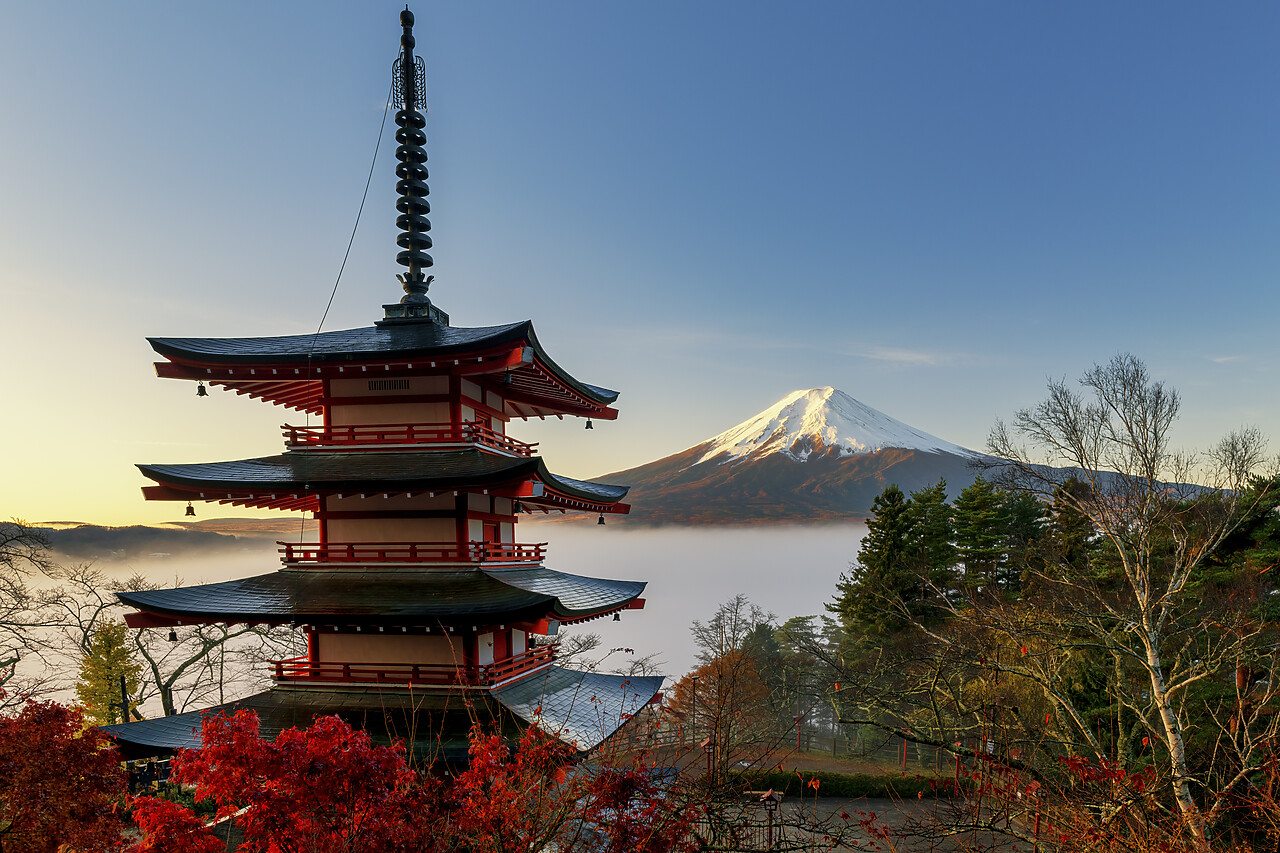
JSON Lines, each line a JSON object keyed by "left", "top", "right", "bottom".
{"left": 727, "top": 770, "right": 956, "bottom": 800}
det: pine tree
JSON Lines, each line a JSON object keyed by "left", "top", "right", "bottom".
{"left": 75, "top": 620, "right": 143, "bottom": 724}
{"left": 999, "top": 491, "right": 1045, "bottom": 592}
{"left": 1044, "top": 478, "right": 1100, "bottom": 582}
{"left": 952, "top": 478, "right": 1009, "bottom": 595}
{"left": 906, "top": 479, "right": 956, "bottom": 595}
{"left": 829, "top": 485, "right": 916, "bottom": 639}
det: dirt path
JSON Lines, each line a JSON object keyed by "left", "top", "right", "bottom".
{"left": 775, "top": 797, "right": 1027, "bottom": 852}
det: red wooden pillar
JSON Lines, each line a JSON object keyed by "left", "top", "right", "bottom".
{"left": 448, "top": 375, "right": 461, "bottom": 427}
{"left": 455, "top": 493, "right": 469, "bottom": 555}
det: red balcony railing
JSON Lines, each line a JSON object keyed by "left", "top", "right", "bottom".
{"left": 278, "top": 540, "right": 547, "bottom": 565}
{"left": 270, "top": 643, "right": 558, "bottom": 686}
{"left": 282, "top": 422, "right": 537, "bottom": 456}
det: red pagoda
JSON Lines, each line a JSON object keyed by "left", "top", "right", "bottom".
{"left": 103, "top": 10, "right": 660, "bottom": 762}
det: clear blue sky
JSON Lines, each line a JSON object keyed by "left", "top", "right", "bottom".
{"left": 2, "top": 1, "right": 1277, "bottom": 524}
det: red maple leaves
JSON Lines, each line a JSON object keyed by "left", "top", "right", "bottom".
{"left": 131, "top": 711, "right": 435, "bottom": 853}
{"left": 0, "top": 700, "right": 126, "bottom": 853}
{"left": 130, "top": 711, "right": 698, "bottom": 853}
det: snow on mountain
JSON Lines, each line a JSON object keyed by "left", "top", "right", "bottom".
{"left": 694, "top": 387, "right": 982, "bottom": 465}
{"left": 546, "top": 386, "right": 992, "bottom": 525}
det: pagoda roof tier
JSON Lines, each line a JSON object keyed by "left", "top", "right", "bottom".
{"left": 492, "top": 666, "right": 663, "bottom": 752}
{"left": 117, "top": 566, "right": 645, "bottom": 626}
{"left": 99, "top": 686, "right": 494, "bottom": 762}
{"left": 137, "top": 449, "right": 630, "bottom": 514}
{"left": 101, "top": 666, "right": 661, "bottom": 758}
{"left": 149, "top": 320, "right": 619, "bottom": 419}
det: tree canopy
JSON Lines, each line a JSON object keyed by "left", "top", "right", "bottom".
{"left": 75, "top": 620, "right": 143, "bottom": 725}
{"left": 816, "top": 354, "right": 1280, "bottom": 850}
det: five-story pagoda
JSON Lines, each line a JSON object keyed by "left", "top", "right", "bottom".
{"left": 103, "top": 10, "right": 660, "bottom": 762}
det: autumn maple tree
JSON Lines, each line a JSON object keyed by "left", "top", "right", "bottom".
{"left": 131, "top": 710, "right": 437, "bottom": 853}
{"left": 450, "top": 724, "right": 698, "bottom": 853}
{"left": 131, "top": 710, "right": 699, "bottom": 853}
{"left": 0, "top": 699, "right": 125, "bottom": 853}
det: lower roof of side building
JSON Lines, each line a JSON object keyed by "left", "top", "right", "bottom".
{"left": 100, "top": 668, "right": 664, "bottom": 759}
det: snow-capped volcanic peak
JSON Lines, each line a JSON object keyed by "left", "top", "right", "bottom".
{"left": 696, "top": 387, "right": 980, "bottom": 465}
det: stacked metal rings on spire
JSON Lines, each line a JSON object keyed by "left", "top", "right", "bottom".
{"left": 393, "top": 9, "right": 432, "bottom": 304}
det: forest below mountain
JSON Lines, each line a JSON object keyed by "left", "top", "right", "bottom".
{"left": 660, "top": 356, "right": 1280, "bottom": 850}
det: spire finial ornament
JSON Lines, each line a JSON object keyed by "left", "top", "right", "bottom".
{"left": 380, "top": 7, "right": 449, "bottom": 326}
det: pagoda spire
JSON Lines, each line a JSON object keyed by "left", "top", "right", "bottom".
{"left": 381, "top": 7, "right": 448, "bottom": 326}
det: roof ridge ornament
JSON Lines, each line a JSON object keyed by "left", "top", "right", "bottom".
{"left": 380, "top": 7, "right": 449, "bottom": 327}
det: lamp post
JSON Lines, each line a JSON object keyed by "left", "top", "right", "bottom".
{"left": 761, "top": 789, "right": 781, "bottom": 848}
{"left": 689, "top": 674, "right": 699, "bottom": 746}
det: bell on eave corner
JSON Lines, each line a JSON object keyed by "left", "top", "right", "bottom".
{"left": 585, "top": 419, "right": 593, "bottom": 430}
{"left": 185, "top": 502, "right": 196, "bottom": 517}
{"left": 613, "top": 612, "right": 621, "bottom": 622}
{"left": 196, "top": 382, "right": 208, "bottom": 397}
{"left": 597, "top": 513, "right": 605, "bottom": 526}
{"left": 168, "top": 628, "right": 179, "bottom": 642}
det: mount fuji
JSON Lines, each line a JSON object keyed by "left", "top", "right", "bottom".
{"left": 596, "top": 388, "right": 991, "bottom": 525}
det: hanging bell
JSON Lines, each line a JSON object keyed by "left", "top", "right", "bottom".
{"left": 196, "top": 382, "right": 208, "bottom": 397}
{"left": 512, "top": 500, "right": 523, "bottom": 514}
{"left": 613, "top": 612, "right": 621, "bottom": 622}
{"left": 585, "top": 419, "right": 593, "bottom": 430}
{"left": 597, "top": 513, "right": 606, "bottom": 526}
{"left": 168, "top": 628, "right": 179, "bottom": 642}
{"left": 185, "top": 502, "right": 196, "bottom": 517}
{"left": 503, "top": 372, "right": 513, "bottom": 386}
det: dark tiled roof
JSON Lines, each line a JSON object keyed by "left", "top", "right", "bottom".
{"left": 103, "top": 669, "right": 659, "bottom": 759}
{"left": 483, "top": 568, "right": 644, "bottom": 618}
{"left": 100, "top": 687, "right": 497, "bottom": 762}
{"left": 116, "top": 566, "right": 644, "bottom": 623}
{"left": 148, "top": 321, "right": 619, "bottom": 406}
{"left": 493, "top": 666, "right": 663, "bottom": 752}
{"left": 151, "top": 322, "right": 530, "bottom": 363}
{"left": 101, "top": 707, "right": 209, "bottom": 754}
{"left": 545, "top": 473, "right": 631, "bottom": 502}
{"left": 138, "top": 449, "right": 629, "bottom": 503}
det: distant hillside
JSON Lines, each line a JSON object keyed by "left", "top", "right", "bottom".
{"left": 171, "top": 518, "right": 318, "bottom": 539}
{"left": 19, "top": 518, "right": 303, "bottom": 562}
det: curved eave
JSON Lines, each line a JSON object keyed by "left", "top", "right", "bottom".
{"left": 493, "top": 667, "right": 663, "bottom": 752}
{"left": 136, "top": 451, "right": 630, "bottom": 513}
{"left": 482, "top": 567, "right": 645, "bottom": 621}
{"left": 115, "top": 567, "right": 645, "bottom": 626}
{"left": 149, "top": 321, "right": 619, "bottom": 418}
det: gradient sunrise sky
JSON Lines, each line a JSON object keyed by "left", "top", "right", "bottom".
{"left": 2, "top": 1, "right": 1278, "bottom": 525}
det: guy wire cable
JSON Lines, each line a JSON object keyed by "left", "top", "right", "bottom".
{"left": 298, "top": 79, "right": 395, "bottom": 542}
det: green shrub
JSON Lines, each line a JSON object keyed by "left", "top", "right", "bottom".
{"left": 726, "top": 769, "right": 955, "bottom": 800}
